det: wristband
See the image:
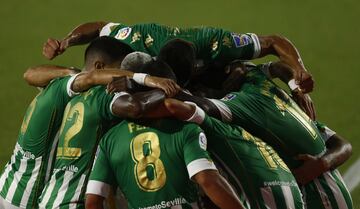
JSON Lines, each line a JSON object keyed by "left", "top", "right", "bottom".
{"left": 184, "top": 102, "right": 205, "bottom": 124}
{"left": 132, "top": 73, "right": 148, "bottom": 85}
{"left": 288, "top": 79, "right": 300, "bottom": 91}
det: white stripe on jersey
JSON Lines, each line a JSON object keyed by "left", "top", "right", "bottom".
{"left": 171, "top": 204, "right": 182, "bottom": 209}
{"left": 52, "top": 171, "right": 73, "bottom": 208}
{"left": 323, "top": 172, "right": 348, "bottom": 209}
{"left": 39, "top": 173, "right": 57, "bottom": 209}
{"left": 20, "top": 156, "right": 42, "bottom": 207}
{"left": 6, "top": 157, "right": 28, "bottom": 202}
{"left": 281, "top": 186, "right": 296, "bottom": 209}
{"left": 0, "top": 151, "right": 17, "bottom": 192}
{"left": 208, "top": 99, "right": 233, "bottom": 123}
{"left": 211, "top": 153, "right": 251, "bottom": 209}
{"left": 45, "top": 131, "right": 60, "bottom": 182}
{"left": 313, "top": 178, "right": 332, "bottom": 209}
{"left": 260, "top": 186, "right": 277, "bottom": 209}
{"left": 333, "top": 170, "right": 353, "bottom": 203}
{"left": 301, "top": 186, "right": 308, "bottom": 209}
{"left": 69, "top": 174, "right": 86, "bottom": 209}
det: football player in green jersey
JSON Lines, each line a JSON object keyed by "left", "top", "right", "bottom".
{"left": 292, "top": 121, "right": 353, "bottom": 209}
{"left": 36, "top": 37, "right": 182, "bottom": 209}
{"left": 86, "top": 119, "right": 245, "bottom": 209}
{"left": 42, "top": 21, "right": 313, "bottom": 93}
{"left": 172, "top": 61, "right": 353, "bottom": 209}
{"left": 0, "top": 37, "right": 180, "bottom": 209}
{"left": 0, "top": 65, "right": 81, "bottom": 209}
{"left": 162, "top": 98, "right": 305, "bottom": 209}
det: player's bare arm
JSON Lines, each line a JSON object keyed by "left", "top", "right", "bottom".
{"left": 174, "top": 91, "right": 222, "bottom": 119}
{"left": 71, "top": 70, "right": 179, "bottom": 96}
{"left": 85, "top": 194, "right": 105, "bottom": 209}
{"left": 193, "top": 170, "right": 245, "bottom": 209}
{"left": 292, "top": 133, "right": 352, "bottom": 185}
{"left": 269, "top": 61, "right": 317, "bottom": 120}
{"left": 43, "top": 21, "right": 107, "bottom": 60}
{"left": 112, "top": 89, "right": 166, "bottom": 119}
{"left": 258, "top": 35, "right": 314, "bottom": 93}
{"left": 23, "top": 65, "right": 80, "bottom": 87}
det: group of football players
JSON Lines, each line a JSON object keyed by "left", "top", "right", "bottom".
{"left": 0, "top": 21, "right": 354, "bottom": 209}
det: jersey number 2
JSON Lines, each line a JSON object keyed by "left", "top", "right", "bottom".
{"left": 57, "top": 102, "right": 84, "bottom": 159}
{"left": 131, "top": 132, "right": 166, "bottom": 192}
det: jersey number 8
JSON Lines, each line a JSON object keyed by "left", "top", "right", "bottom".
{"left": 131, "top": 132, "right": 167, "bottom": 192}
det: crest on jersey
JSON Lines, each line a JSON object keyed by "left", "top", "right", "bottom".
{"left": 221, "top": 94, "right": 236, "bottom": 101}
{"left": 115, "top": 27, "right": 132, "bottom": 40}
{"left": 199, "top": 132, "right": 207, "bottom": 150}
{"left": 231, "top": 33, "right": 251, "bottom": 48}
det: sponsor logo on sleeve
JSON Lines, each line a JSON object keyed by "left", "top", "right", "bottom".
{"left": 221, "top": 93, "right": 237, "bottom": 101}
{"left": 115, "top": 27, "right": 132, "bottom": 40}
{"left": 231, "top": 33, "right": 252, "bottom": 48}
{"left": 199, "top": 132, "right": 207, "bottom": 150}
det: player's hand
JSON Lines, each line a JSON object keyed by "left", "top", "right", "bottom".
{"left": 292, "top": 154, "right": 329, "bottom": 185}
{"left": 107, "top": 76, "right": 136, "bottom": 94}
{"left": 42, "top": 38, "right": 65, "bottom": 60}
{"left": 295, "top": 70, "right": 314, "bottom": 93}
{"left": 291, "top": 89, "right": 316, "bottom": 120}
{"left": 164, "top": 98, "right": 196, "bottom": 120}
{"left": 144, "top": 76, "right": 181, "bottom": 97}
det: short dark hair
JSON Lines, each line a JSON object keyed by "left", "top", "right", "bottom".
{"left": 157, "top": 39, "right": 195, "bottom": 87}
{"left": 84, "top": 36, "right": 133, "bottom": 67}
{"left": 141, "top": 60, "right": 177, "bottom": 82}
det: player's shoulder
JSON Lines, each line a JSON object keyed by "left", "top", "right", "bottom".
{"left": 100, "top": 120, "right": 127, "bottom": 144}
{"left": 83, "top": 85, "right": 107, "bottom": 96}
{"left": 47, "top": 75, "right": 72, "bottom": 87}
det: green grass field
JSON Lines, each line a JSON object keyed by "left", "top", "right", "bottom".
{"left": 0, "top": 0, "right": 359, "bottom": 206}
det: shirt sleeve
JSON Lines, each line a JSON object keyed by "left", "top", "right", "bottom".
{"left": 99, "top": 22, "right": 121, "bottom": 37}
{"left": 183, "top": 125, "right": 217, "bottom": 179}
{"left": 96, "top": 89, "right": 120, "bottom": 121}
{"left": 45, "top": 74, "right": 80, "bottom": 103}
{"left": 214, "top": 32, "right": 261, "bottom": 63}
{"left": 66, "top": 73, "right": 81, "bottom": 97}
{"left": 87, "top": 141, "right": 117, "bottom": 198}
{"left": 208, "top": 99, "right": 233, "bottom": 123}
{"left": 314, "top": 121, "right": 336, "bottom": 142}
{"left": 200, "top": 114, "right": 252, "bottom": 142}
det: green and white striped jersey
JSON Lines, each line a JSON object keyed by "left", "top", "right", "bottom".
{"left": 200, "top": 114, "right": 304, "bottom": 209}
{"left": 301, "top": 122, "right": 353, "bottom": 209}
{"left": 209, "top": 65, "right": 326, "bottom": 169}
{"left": 0, "top": 75, "right": 78, "bottom": 209}
{"left": 38, "top": 86, "right": 121, "bottom": 209}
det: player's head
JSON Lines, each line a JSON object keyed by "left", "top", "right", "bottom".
{"left": 120, "top": 51, "right": 153, "bottom": 73}
{"left": 222, "top": 60, "right": 254, "bottom": 91}
{"left": 158, "top": 39, "right": 196, "bottom": 87}
{"left": 141, "top": 60, "right": 177, "bottom": 82}
{"left": 84, "top": 36, "right": 133, "bottom": 71}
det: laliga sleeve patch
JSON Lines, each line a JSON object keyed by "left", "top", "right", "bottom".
{"left": 221, "top": 93, "right": 237, "bottom": 101}
{"left": 115, "top": 27, "right": 132, "bottom": 40}
{"left": 199, "top": 132, "right": 207, "bottom": 150}
{"left": 231, "top": 33, "right": 252, "bottom": 48}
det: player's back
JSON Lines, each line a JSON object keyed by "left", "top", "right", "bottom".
{"left": 97, "top": 119, "right": 204, "bottom": 209}
{"left": 200, "top": 115, "right": 303, "bottom": 209}
{"left": 219, "top": 66, "right": 326, "bottom": 168}
{"left": 101, "top": 23, "right": 228, "bottom": 60}
{"left": 39, "top": 85, "right": 117, "bottom": 209}
{"left": 0, "top": 75, "right": 76, "bottom": 209}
